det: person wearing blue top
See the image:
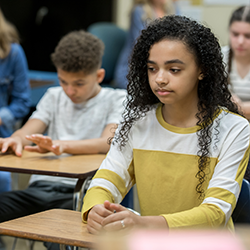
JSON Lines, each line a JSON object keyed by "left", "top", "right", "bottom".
{"left": 114, "top": 0, "right": 176, "bottom": 89}
{"left": 0, "top": 8, "right": 30, "bottom": 196}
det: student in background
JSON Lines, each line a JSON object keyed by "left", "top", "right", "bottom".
{"left": 222, "top": 6, "right": 250, "bottom": 120}
{"left": 222, "top": 6, "right": 250, "bottom": 224}
{"left": 82, "top": 15, "right": 249, "bottom": 233}
{"left": 0, "top": 30, "right": 126, "bottom": 230}
{"left": 0, "top": 8, "right": 30, "bottom": 194}
{"left": 114, "top": 0, "right": 176, "bottom": 89}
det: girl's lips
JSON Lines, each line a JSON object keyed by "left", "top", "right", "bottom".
{"left": 156, "top": 90, "right": 172, "bottom": 96}
{"left": 236, "top": 48, "right": 245, "bottom": 52}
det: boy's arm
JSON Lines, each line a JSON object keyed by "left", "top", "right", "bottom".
{"left": 0, "top": 118, "right": 47, "bottom": 157}
{"left": 25, "top": 123, "right": 117, "bottom": 155}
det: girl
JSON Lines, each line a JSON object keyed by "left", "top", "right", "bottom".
{"left": 0, "top": 8, "right": 30, "bottom": 193}
{"left": 222, "top": 6, "right": 250, "bottom": 120}
{"left": 82, "top": 15, "right": 250, "bottom": 233}
{"left": 114, "top": 0, "right": 177, "bottom": 89}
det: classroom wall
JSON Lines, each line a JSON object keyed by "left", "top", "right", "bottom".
{"left": 114, "top": 0, "right": 242, "bottom": 46}
{"left": 202, "top": 5, "right": 238, "bottom": 46}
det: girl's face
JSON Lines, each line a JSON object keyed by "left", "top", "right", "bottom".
{"left": 229, "top": 21, "right": 250, "bottom": 58}
{"left": 147, "top": 39, "right": 202, "bottom": 107}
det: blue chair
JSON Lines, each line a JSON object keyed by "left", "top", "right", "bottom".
{"left": 232, "top": 179, "right": 250, "bottom": 223}
{"left": 87, "top": 22, "right": 127, "bottom": 85}
{"left": 28, "top": 70, "right": 59, "bottom": 107}
{"left": 121, "top": 188, "right": 134, "bottom": 209}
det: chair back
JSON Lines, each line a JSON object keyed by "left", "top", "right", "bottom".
{"left": 87, "top": 22, "right": 127, "bottom": 84}
{"left": 232, "top": 178, "right": 250, "bottom": 223}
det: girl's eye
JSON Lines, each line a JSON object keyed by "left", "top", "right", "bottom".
{"left": 170, "top": 69, "right": 180, "bottom": 73}
{"left": 147, "top": 67, "right": 155, "bottom": 72}
{"left": 76, "top": 83, "right": 84, "bottom": 87}
{"left": 232, "top": 32, "right": 239, "bottom": 37}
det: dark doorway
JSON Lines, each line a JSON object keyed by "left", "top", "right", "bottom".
{"left": 0, "top": 0, "right": 113, "bottom": 72}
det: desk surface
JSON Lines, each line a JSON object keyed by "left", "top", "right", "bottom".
{"left": 0, "top": 151, "right": 105, "bottom": 178}
{"left": 0, "top": 209, "right": 96, "bottom": 248}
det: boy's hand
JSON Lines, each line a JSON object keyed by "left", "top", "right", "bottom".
{"left": 87, "top": 203, "right": 113, "bottom": 234}
{"left": 24, "top": 134, "right": 63, "bottom": 155}
{"left": 0, "top": 137, "right": 23, "bottom": 157}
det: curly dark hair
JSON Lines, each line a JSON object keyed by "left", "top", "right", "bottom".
{"left": 113, "top": 15, "right": 241, "bottom": 197}
{"left": 51, "top": 30, "right": 104, "bottom": 73}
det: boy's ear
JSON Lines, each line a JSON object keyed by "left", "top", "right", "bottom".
{"left": 96, "top": 68, "right": 105, "bottom": 84}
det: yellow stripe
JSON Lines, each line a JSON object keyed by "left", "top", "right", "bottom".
{"left": 206, "top": 187, "right": 237, "bottom": 209}
{"left": 156, "top": 104, "right": 223, "bottom": 134}
{"left": 127, "top": 159, "right": 135, "bottom": 186}
{"left": 93, "top": 169, "right": 127, "bottom": 198}
{"left": 235, "top": 143, "right": 250, "bottom": 187}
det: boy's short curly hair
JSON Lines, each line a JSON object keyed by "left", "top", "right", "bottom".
{"left": 51, "top": 30, "right": 104, "bottom": 74}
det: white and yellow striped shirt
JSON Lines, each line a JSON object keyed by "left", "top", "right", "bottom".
{"left": 82, "top": 104, "right": 250, "bottom": 230}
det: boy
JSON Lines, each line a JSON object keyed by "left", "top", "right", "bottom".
{"left": 0, "top": 30, "right": 126, "bottom": 223}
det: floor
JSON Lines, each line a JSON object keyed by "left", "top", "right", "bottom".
{"left": 1, "top": 236, "right": 46, "bottom": 250}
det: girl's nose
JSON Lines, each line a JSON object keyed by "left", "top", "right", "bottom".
{"left": 155, "top": 70, "right": 168, "bottom": 86}
{"left": 238, "top": 35, "right": 245, "bottom": 44}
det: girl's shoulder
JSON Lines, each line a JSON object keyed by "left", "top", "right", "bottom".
{"left": 219, "top": 108, "right": 249, "bottom": 129}
{"left": 133, "top": 103, "right": 159, "bottom": 125}
{"left": 221, "top": 45, "right": 230, "bottom": 61}
{"left": 10, "top": 43, "right": 23, "bottom": 54}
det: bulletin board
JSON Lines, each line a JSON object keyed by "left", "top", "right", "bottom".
{"left": 204, "top": 0, "right": 249, "bottom": 5}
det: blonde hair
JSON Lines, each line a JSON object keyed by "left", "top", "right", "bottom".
{"left": 0, "top": 8, "right": 19, "bottom": 59}
{"left": 133, "top": 0, "right": 175, "bottom": 21}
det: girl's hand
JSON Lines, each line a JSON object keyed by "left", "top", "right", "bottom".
{"left": 102, "top": 201, "right": 141, "bottom": 232}
{"left": 102, "top": 200, "right": 168, "bottom": 231}
{"left": 24, "top": 134, "right": 63, "bottom": 155}
{"left": 87, "top": 204, "right": 113, "bottom": 234}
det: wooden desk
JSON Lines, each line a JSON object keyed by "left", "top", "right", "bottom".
{"left": 0, "top": 209, "right": 96, "bottom": 248}
{"left": 235, "top": 225, "right": 250, "bottom": 250}
{"left": 0, "top": 151, "right": 106, "bottom": 210}
{"left": 0, "top": 151, "right": 105, "bottom": 178}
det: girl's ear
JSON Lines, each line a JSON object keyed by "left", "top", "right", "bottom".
{"left": 198, "top": 73, "right": 204, "bottom": 80}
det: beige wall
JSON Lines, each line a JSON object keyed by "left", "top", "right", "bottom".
{"left": 202, "top": 5, "right": 238, "bottom": 46}
{"left": 114, "top": 1, "right": 240, "bottom": 46}
{"left": 114, "top": 0, "right": 133, "bottom": 30}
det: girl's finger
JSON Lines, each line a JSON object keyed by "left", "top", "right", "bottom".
{"left": 110, "top": 203, "right": 127, "bottom": 213}
{"left": 103, "top": 219, "right": 127, "bottom": 232}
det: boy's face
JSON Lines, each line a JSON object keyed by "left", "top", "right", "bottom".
{"left": 57, "top": 68, "right": 105, "bottom": 104}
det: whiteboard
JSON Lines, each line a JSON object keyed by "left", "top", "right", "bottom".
{"left": 204, "top": 0, "right": 249, "bottom": 5}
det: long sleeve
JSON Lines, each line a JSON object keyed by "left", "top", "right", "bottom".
{"left": 0, "top": 44, "right": 30, "bottom": 137}
{"left": 82, "top": 129, "right": 134, "bottom": 222}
